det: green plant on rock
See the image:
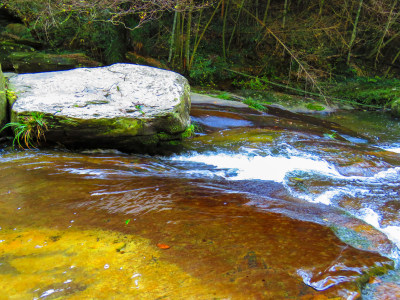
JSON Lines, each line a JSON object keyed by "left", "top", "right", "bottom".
{"left": 181, "top": 124, "right": 196, "bottom": 139}
{"left": 0, "top": 112, "right": 49, "bottom": 149}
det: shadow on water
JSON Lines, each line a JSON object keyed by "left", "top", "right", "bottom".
{"left": 0, "top": 102, "right": 400, "bottom": 299}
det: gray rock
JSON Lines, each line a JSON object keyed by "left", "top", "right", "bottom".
{"left": 8, "top": 63, "right": 191, "bottom": 152}
{"left": 0, "top": 64, "right": 6, "bottom": 129}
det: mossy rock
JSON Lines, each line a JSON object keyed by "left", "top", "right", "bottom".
{"left": 9, "top": 64, "right": 191, "bottom": 153}
{"left": 0, "top": 63, "right": 7, "bottom": 129}
{"left": 125, "top": 52, "right": 168, "bottom": 70}
{"left": 0, "top": 41, "right": 35, "bottom": 71}
{"left": 9, "top": 52, "right": 102, "bottom": 73}
{"left": 4, "top": 23, "right": 33, "bottom": 40}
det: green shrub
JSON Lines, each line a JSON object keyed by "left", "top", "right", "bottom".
{"left": 189, "top": 55, "right": 230, "bottom": 85}
{"left": 233, "top": 76, "right": 269, "bottom": 90}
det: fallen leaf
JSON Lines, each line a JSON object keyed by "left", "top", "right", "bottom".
{"left": 369, "top": 277, "right": 382, "bottom": 284}
{"left": 157, "top": 243, "right": 171, "bottom": 249}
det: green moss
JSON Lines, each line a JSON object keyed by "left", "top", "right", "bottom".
{"left": 157, "top": 132, "right": 175, "bottom": 141}
{"left": 58, "top": 118, "right": 80, "bottom": 127}
{"left": 305, "top": 103, "right": 326, "bottom": 111}
{"left": 6, "top": 90, "right": 17, "bottom": 102}
{"left": 99, "top": 118, "right": 143, "bottom": 136}
{"left": 134, "top": 134, "right": 159, "bottom": 146}
{"left": 0, "top": 42, "right": 35, "bottom": 71}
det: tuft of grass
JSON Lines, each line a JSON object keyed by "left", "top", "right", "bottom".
{"left": 0, "top": 112, "right": 49, "bottom": 149}
{"left": 243, "top": 97, "right": 268, "bottom": 112}
{"left": 216, "top": 92, "right": 232, "bottom": 100}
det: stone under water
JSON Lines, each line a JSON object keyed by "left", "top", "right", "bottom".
{"left": 0, "top": 150, "right": 395, "bottom": 299}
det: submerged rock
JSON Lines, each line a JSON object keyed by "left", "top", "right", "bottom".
{"left": 8, "top": 63, "right": 191, "bottom": 152}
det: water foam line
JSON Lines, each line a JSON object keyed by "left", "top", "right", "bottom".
{"left": 172, "top": 152, "right": 339, "bottom": 183}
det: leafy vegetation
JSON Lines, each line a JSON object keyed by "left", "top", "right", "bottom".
{"left": 243, "top": 97, "right": 268, "bottom": 112}
{"left": 182, "top": 124, "right": 196, "bottom": 139}
{"left": 326, "top": 77, "right": 400, "bottom": 107}
{"left": 0, "top": 112, "right": 49, "bottom": 148}
{"left": 1, "top": 0, "right": 399, "bottom": 108}
{"left": 233, "top": 77, "right": 270, "bottom": 91}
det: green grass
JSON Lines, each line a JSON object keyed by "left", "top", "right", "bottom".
{"left": 216, "top": 92, "right": 232, "bottom": 100}
{"left": 243, "top": 97, "right": 268, "bottom": 112}
{"left": 0, "top": 112, "right": 49, "bottom": 149}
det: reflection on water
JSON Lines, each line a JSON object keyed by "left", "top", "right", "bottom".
{"left": 1, "top": 105, "right": 400, "bottom": 299}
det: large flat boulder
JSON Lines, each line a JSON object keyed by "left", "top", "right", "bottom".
{"left": 8, "top": 63, "right": 191, "bottom": 152}
{"left": 0, "top": 64, "right": 6, "bottom": 129}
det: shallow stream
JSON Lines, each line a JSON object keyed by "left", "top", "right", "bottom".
{"left": 1, "top": 100, "right": 399, "bottom": 299}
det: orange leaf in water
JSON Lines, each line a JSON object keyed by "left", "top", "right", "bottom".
{"left": 157, "top": 243, "right": 171, "bottom": 249}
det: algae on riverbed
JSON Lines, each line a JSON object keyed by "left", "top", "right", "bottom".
{"left": 0, "top": 227, "right": 223, "bottom": 299}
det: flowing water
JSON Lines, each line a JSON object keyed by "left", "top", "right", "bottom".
{"left": 1, "top": 100, "right": 400, "bottom": 299}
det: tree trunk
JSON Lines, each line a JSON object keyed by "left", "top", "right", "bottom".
{"left": 189, "top": 0, "right": 222, "bottom": 69}
{"left": 185, "top": 5, "right": 193, "bottom": 71}
{"left": 222, "top": 0, "right": 230, "bottom": 60}
{"left": 193, "top": 1, "right": 205, "bottom": 47}
{"left": 227, "top": 0, "right": 246, "bottom": 53}
{"left": 168, "top": 11, "right": 178, "bottom": 63}
{"left": 371, "top": 0, "right": 398, "bottom": 62}
{"left": 282, "top": 0, "right": 289, "bottom": 28}
{"left": 262, "top": 0, "right": 271, "bottom": 24}
{"left": 319, "top": 0, "right": 325, "bottom": 16}
{"left": 346, "top": 0, "right": 363, "bottom": 65}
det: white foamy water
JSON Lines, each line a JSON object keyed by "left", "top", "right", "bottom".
{"left": 172, "top": 151, "right": 400, "bottom": 254}
{"left": 385, "top": 147, "right": 400, "bottom": 154}
{"left": 172, "top": 152, "right": 339, "bottom": 182}
{"left": 357, "top": 208, "right": 400, "bottom": 259}
{"left": 378, "top": 144, "right": 400, "bottom": 154}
